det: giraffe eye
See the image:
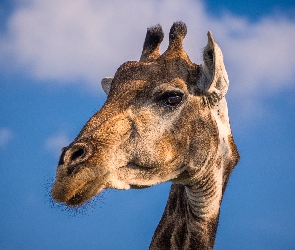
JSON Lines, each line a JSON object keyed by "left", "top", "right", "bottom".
{"left": 158, "top": 91, "right": 183, "bottom": 107}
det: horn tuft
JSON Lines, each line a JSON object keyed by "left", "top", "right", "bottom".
{"left": 169, "top": 21, "right": 187, "bottom": 43}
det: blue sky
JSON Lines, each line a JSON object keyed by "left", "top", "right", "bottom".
{"left": 1, "top": 0, "right": 295, "bottom": 249}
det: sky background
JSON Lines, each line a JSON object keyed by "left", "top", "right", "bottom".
{"left": 1, "top": 0, "right": 295, "bottom": 249}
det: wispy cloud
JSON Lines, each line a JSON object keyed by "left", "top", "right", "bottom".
{"left": 45, "top": 133, "right": 70, "bottom": 156}
{"left": 0, "top": 127, "right": 14, "bottom": 148}
{"left": 1, "top": 0, "right": 295, "bottom": 120}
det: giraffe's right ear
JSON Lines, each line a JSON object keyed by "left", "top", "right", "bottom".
{"left": 197, "top": 32, "right": 229, "bottom": 107}
{"left": 101, "top": 77, "right": 113, "bottom": 95}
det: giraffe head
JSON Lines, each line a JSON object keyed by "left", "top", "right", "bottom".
{"left": 52, "top": 22, "right": 239, "bottom": 207}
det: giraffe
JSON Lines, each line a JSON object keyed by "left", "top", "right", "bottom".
{"left": 52, "top": 22, "right": 239, "bottom": 249}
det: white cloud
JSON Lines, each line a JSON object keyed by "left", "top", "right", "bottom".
{"left": 221, "top": 14, "right": 295, "bottom": 93}
{"left": 45, "top": 133, "right": 71, "bottom": 156}
{"left": 0, "top": 128, "right": 14, "bottom": 148}
{"left": 0, "top": 0, "right": 295, "bottom": 120}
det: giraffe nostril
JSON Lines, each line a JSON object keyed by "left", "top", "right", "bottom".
{"left": 66, "top": 145, "right": 89, "bottom": 176}
{"left": 57, "top": 143, "right": 91, "bottom": 175}
{"left": 70, "top": 148, "right": 85, "bottom": 162}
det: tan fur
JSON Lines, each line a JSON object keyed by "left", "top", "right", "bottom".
{"left": 52, "top": 22, "right": 239, "bottom": 249}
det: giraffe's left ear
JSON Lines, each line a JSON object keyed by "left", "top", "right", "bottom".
{"left": 197, "top": 32, "right": 229, "bottom": 107}
{"left": 101, "top": 77, "right": 113, "bottom": 95}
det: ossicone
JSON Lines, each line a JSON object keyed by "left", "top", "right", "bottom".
{"left": 160, "top": 21, "right": 191, "bottom": 62}
{"left": 140, "top": 24, "right": 164, "bottom": 62}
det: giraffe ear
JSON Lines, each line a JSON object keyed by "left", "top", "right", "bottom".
{"left": 197, "top": 32, "right": 229, "bottom": 107}
{"left": 101, "top": 77, "right": 113, "bottom": 95}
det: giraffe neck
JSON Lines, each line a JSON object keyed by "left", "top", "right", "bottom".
{"left": 149, "top": 181, "right": 222, "bottom": 250}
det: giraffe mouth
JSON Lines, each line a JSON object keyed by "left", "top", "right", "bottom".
{"left": 65, "top": 179, "right": 106, "bottom": 207}
{"left": 52, "top": 175, "right": 107, "bottom": 207}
